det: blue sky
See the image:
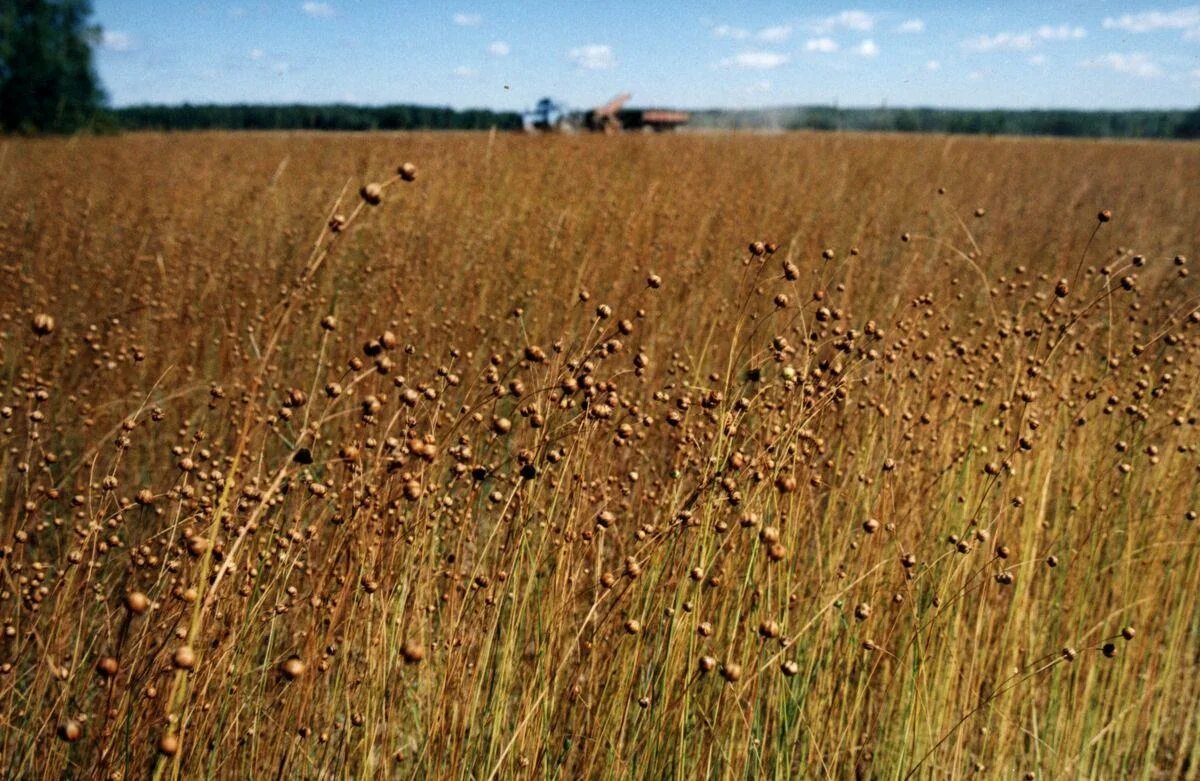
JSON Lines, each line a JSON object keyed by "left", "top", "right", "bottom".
{"left": 93, "top": 2, "right": 1200, "bottom": 110}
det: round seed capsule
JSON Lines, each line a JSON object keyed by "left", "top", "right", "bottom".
{"left": 57, "top": 720, "right": 83, "bottom": 742}
{"left": 173, "top": 645, "right": 196, "bottom": 670}
{"left": 402, "top": 642, "right": 425, "bottom": 665}
{"left": 360, "top": 183, "right": 383, "bottom": 205}
{"left": 279, "top": 656, "right": 306, "bottom": 680}
{"left": 124, "top": 591, "right": 150, "bottom": 615}
{"left": 158, "top": 733, "right": 179, "bottom": 757}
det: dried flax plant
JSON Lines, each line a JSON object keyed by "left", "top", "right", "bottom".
{"left": 0, "top": 132, "right": 1198, "bottom": 779}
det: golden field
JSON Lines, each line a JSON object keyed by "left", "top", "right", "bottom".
{"left": 1, "top": 131, "right": 1199, "bottom": 779}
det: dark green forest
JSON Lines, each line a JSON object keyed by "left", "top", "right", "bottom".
{"left": 24, "top": 92, "right": 1200, "bottom": 141}
{"left": 110, "top": 103, "right": 523, "bottom": 132}
{"left": 107, "top": 103, "right": 1200, "bottom": 139}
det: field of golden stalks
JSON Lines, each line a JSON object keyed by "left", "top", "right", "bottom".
{"left": 1, "top": 130, "right": 1199, "bottom": 779}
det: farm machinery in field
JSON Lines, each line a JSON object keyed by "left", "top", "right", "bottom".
{"left": 522, "top": 93, "right": 689, "bottom": 134}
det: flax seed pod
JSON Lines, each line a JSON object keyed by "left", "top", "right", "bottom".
{"left": 360, "top": 183, "right": 383, "bottom": 205}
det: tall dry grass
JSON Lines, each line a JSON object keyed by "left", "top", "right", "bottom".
{"left": 1, "top": 131, "right": 1199, "bottom": 779}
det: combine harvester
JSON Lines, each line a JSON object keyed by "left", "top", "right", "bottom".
{"left": 522, "top": 93, "right": 689, "bottom": 134}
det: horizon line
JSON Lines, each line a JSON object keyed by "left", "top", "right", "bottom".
{"left": 107, "top": 100, "right": 1200, "bottom": 114}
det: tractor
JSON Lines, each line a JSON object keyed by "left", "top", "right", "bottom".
{"left": 523, "top": 93, "right": 689, "bottom": 134}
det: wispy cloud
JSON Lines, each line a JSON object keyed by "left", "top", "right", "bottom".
{"left": 925, "top": 59, "right": 941, "bottom": 71}
{"left": 963, "top": 31, "right": 1036, "bottom": 51}
{"left": 453, "top": 65, "right": 478, "bottom": 78}
{"left": 487, "top": 41, "right": 510, "bottom": 57}
{"left": 453, "top": 12, "right": 482, "bottom": 27}
{"left": 897, "top": 19, "right": 925, "bottom": 34}
{"left": 1082, "top": 52, "right": 1163, "bottom": 78}
{"left": 853, "top": 39, "right": 879, "bottom": 57}
{"left": 1036, "top": 24, "right": 1087, "bottom": 41}
{"left": 757, "top": 25, "right": 793, "bottom": 43}
{"left": 712, "top": 24, "right": 750, "bottom": 40}
{"left": 719, "top": 51, "right": 790, "bottom": 70}
{"left": 962, "top": 24, "right": 1085, "bottom": 52}
{"left": 804, "top": 37, "right": 839, "bottom": 53}
{"left": 246, "top": 47, "right": 290, "bottom": 75}
{"left": 100, "top": 30, "right": 135, "bottom": 52}
{"left": 567, "top": 44, "right": 615, "bottom": 70}
{"left": 811, "top": 10, "right": 875, "bottom": 34}
{"left": 711, "top": 23, "right": 792, "bottom": 42}
{"left": 1102, "top": 7, "right": 1200, "bottom": 34}
{"left": 300, "top": 2, "right": 334, "bottom": 18}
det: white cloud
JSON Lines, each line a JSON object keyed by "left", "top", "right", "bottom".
{"left": 453, "top": 66, "right": 478, "bottom": 78}
{"left": 804, "top": 37, "right": 839, "bottom": 53}
{"left": 719, "top": 51, "right": 790, "bottom": 69}
{"left": 757, "top": 25, "right": 793, "bottom": 42}
{"left": 897, "top": 19, "right": 925, "bottom": 34}
{"left": 962, "top": 25, "right": 1084, "bottom": 52}
{"left": 962, "top": 31, "right": 1035, "bottom": 51}
{"left": 567, "top": 44, "right": 616, "bottom": 70}
{"left": 925, "top": 59, "right": 941, "bottom": 71}
{"left": 745, "top": 80, "right": 773, "bottom": 95}
{"left": 453, "top": 12, "right": 482, "bottom": 27}
{"left": 1029, "top": 54, "right": 1047, "bottom": 65}
{"left": 853, "top": 39, "right": 879, "bottom": 57}
{"left": 271, "top": 61, "right": 291, "bottom": 74}
{"left": 1036, "top": 25, "right": 1086, "bottom": 41}
{"left": 713, "top": 24, "right": 751, "bottom": 39}
{"left": 487, "top": 41, "right": 510, "bottom": 57}
{"left": 301, "top": 2, "right": 334, "bottom": 18}
{"left": 101, "top": 30, "right": 135, "bottom": 51}
{"left": 1102, "top": 7, "right": 1200, "bottom": 33}
{"left": 713, "top": 22, "right": 794, "bottom": 42}
{"left": 248, "top": 48, "right": 265, "bottom": 60}
{"left": 812, "top": 10, "right": 875, "bottom": 34}
{"left": 1083, "top": 52, "right": 1163, "bottom": 78}
{"left": 710, "top": 21, "right": 796, "bottom": 41}
{"left": 969, "top": 70, "right": 984, "bottom": 80}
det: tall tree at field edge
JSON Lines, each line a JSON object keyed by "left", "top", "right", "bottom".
{"left": 0, "top": 0, "right": 106, "bottom": 133}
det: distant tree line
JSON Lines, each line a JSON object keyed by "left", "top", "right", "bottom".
{"left": 101, "top": 103, "right": 1200, "bottom": 139}
{"left": 110, "top": 103, "right": 523, "bottom": 132}
{"left": 688, "top": 105, "right": 1200, "bottom": 140}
